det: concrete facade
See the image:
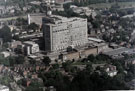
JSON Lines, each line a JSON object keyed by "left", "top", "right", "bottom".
{"left": 47, "top": 47, "right": 98, "bottom": 61}
{"left": 0, "top": 51, "right": 10, "bottom": 58}
{"left": 80, "top": 47, "right": 98, "bottom": 58}
{"left": 23, "top": 41, "right": 39, "bottom": 55}
{"left": 42, "top": 15, "right": 88, "bottom": 52}
{"left": 0, "top": 85, "right": 9, "bottom": 91}
{"left": 63, "top": 52, "right": 80, "bottom": 61}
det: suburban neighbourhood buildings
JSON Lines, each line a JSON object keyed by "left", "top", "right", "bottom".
{"left": 0, "top": 0, "right": 134, "bottom": 90}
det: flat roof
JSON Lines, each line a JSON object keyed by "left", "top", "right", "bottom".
{"left": 23, "top": 41, "right": 38, "bottom": 46}
{"left": 29, "top": 1, "right": 41, "bottom": 5}
{"left": 0, "top": 85, "right": 9, "bottom": 90}
{"left": 122, "top": 13, "right": 135, "bottom": 18}
{"left": 88, "top": 37, "right": 104, "bottom": 43}
{"left": 43, "top": 15, "right": 87, "bottom": 24}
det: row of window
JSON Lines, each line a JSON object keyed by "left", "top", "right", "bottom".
{"left": 52, "top": 28, "right": 68, "bottom": 33}
{"left": 53, "top": 41, "right": 86, "bottom": 51}
{"left": 54, "top": 45, "right": 67, "bottom": 51}
{"left": 52, "top": 25, "right": 87, "bottom": 33}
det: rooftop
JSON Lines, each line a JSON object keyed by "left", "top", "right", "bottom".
{"left": 23, "top": 41, "right": 38, "bottom": 46}
{"left": 29, "top": 1, "right": 41, "bottom": 5}
{"left": 43, "top": 15, "right": 87, "bottom": 24}
{"left": 0, "top": 85, "right": 9, "bottom": 90}
{"left": 88, "top": 37, "right": 104, "bottom": 43}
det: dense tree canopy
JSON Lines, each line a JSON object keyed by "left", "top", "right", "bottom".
{"left": 39, "top": 67, "right": 129, "bottom": 91}
{"left": 0, "top": 25, "right": 12, "bottom": 43}
{"left": 28, "top": 23, "right": 40, "bottom": 31}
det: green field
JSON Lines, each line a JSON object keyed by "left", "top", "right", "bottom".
{"left": 89, "top": 2, "right": 135, "bottom": 9}
{"left": 0, "top": 15, "right": 27, "bottom": 21}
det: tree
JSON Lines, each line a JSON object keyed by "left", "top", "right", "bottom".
{"left": 0, "top": 56, "right": 10, "bottom": 66}
{"left": 28, "top": 23, "right": 40, "bottom": 31}
{"left": 52, "top": 63, "right": 59, "bottom": 69}
{"left": 25, "top": 80, "right": 44, "bottom": 91}
{"left": 42, "top": 56, "right": 51, "bottom": 66}
{"left": 16, "top": 18, "right": 27, "bottom": 26}
{"left": 128, "top": 64, "right": 135, "bottom": 75}
{"left": 7, "top": 55, "right": 25, "bottom": 66}
{"left": 91, "top": 20, "right": 100, "bottom": 28}
{"left": 70, "top": 71, "right": 93, "bottom": 91}
{"left": 87, "top": 54, "right": 95, "bottom": 62}
{"left": 67, "top": 46, "right": 73, "bottom": 52}
{"left": 39, "top": 70, "right": 70, "bottom": 91}
{"left": 113, "top": 61, "right": 124, "bottom": 73}
{"left": 125, "top": 71, "right": 134, "bottom": 82}
{"left": 85, "top": 63, "right": 93, "bottom": 73}
{"left": 0, "top": 25, "right": 12, "bottom": 42}
{"left": 114, "top": 73, "right": 125, "bottom": 82}
{"left": 96, "top": 66, "right": 101, "bottom": 70}
{"left": 0, "top": 75, "right": 13, "bottom": 86}
{"left": 62, "top": 61, "right": 72, "bottom": 72}
{"left": 70, "top": 70, "right": 129, "bottom": 91}
{"left": 16, "top": 55, "right": 25, "bottom": 64}
{"left": 8, "top": 56, "right": 16, "bottom": 66}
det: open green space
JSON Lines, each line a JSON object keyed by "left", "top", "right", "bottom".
{"left": 89, "top": 2, "right": 135, "bottom": 9}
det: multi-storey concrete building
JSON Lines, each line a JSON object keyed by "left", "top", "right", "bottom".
{"left": 42, "top": 15, "right": 88, "bottom": 52}
{"left": 23, "top": 41, "right": 39, "bottom": 55}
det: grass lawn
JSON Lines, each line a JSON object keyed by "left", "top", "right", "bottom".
{"left": 0, "top": 15, "right": 27, "bottom": 21}
{"left": 72, "top": 61, "right": 106, "bottom": 65}
{"left": 72, "top": 61, "right": 91, "bottom": 65}
{"left": 89, "top": 2, "right": 135, "bottom": 9}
